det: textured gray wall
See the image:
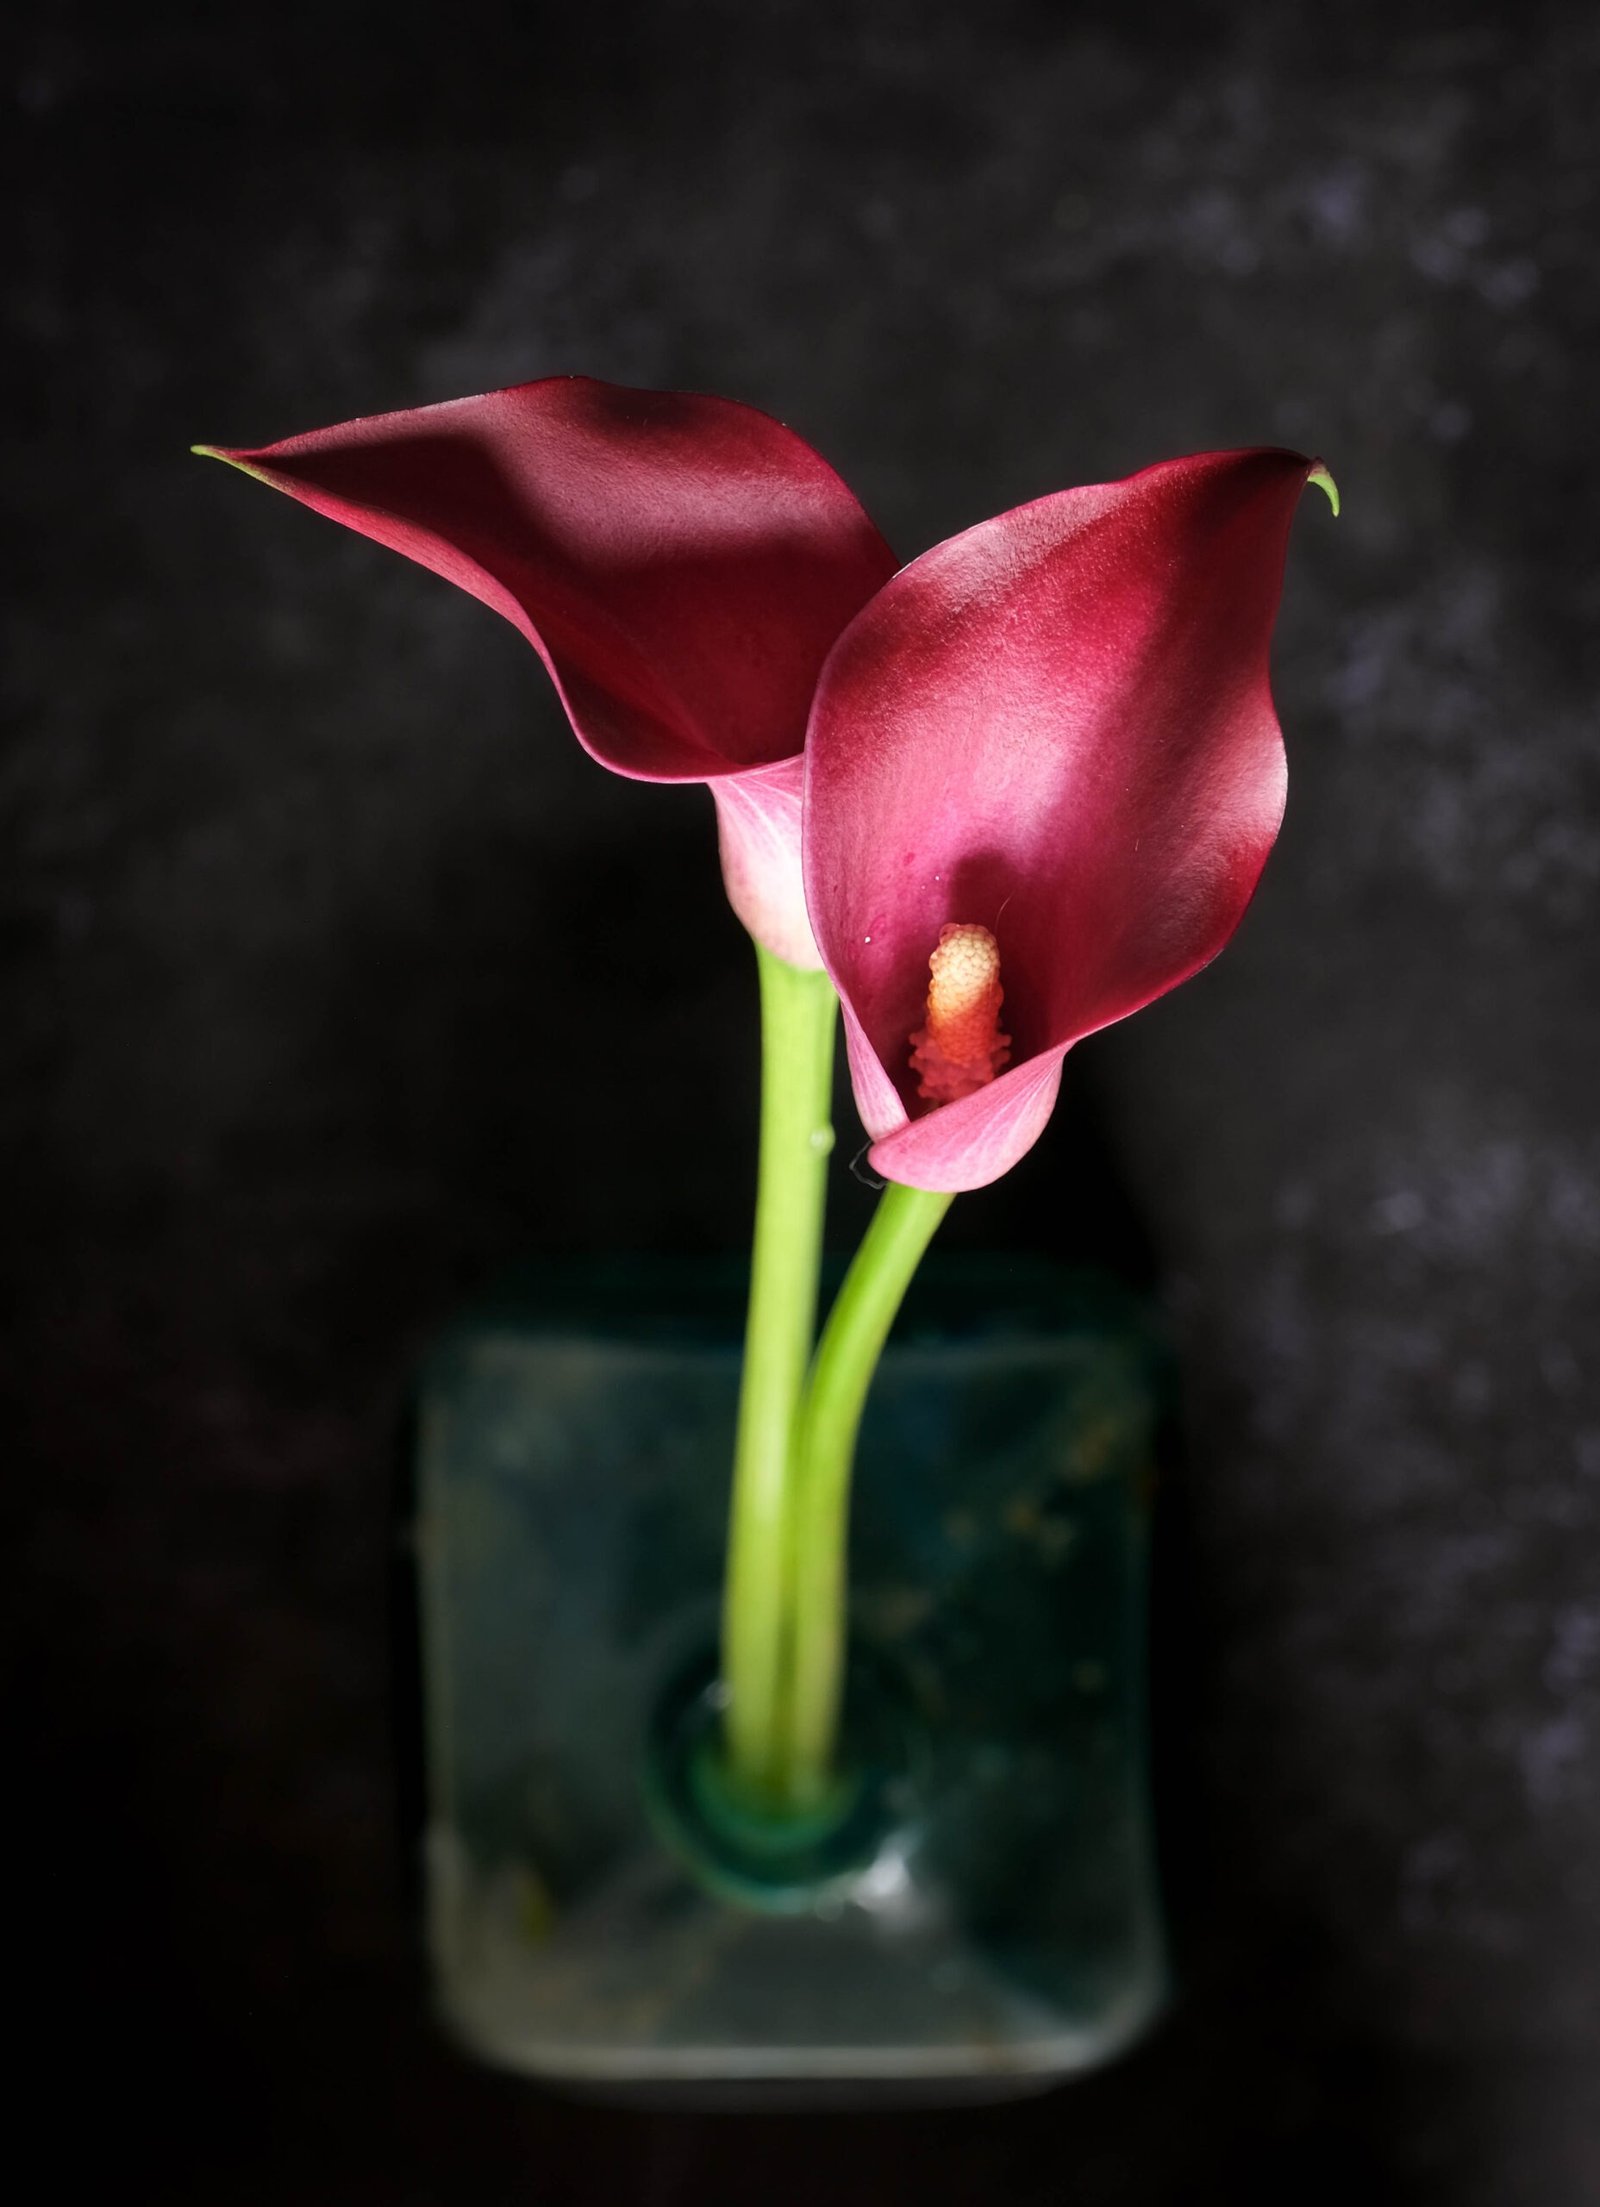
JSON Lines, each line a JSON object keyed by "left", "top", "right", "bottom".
{"left": 9, "top": 3, "right": 1598, "bottom": 2200}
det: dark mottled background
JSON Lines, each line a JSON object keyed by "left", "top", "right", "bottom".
{"left": 8, "top": 1, "right": 1598, "bottom": 2200}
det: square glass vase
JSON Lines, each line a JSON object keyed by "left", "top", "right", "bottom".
{"left": 410, "top": 1257, "right": 1169, "bottom": 2105}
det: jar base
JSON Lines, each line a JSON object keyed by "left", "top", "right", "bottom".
{"left": 642, "top": 1644, "right": 925, "bottom": 1914}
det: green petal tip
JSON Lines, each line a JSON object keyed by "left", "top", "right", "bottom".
{"left": 191, "top": 444, "right": 278, "bottom": 487}
{"left": 1307, "top": 462, "right": 1340, "bottom": 517}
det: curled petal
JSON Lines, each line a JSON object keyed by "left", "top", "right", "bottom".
{"left": 846, "top": 1011, "right": 1068, "bottom": 1192}
{"left": 203, "top": 377, "right": 894, "bottom": 781}
{"left": 804, "top": 448, "right": 1325, "bottom": 1191}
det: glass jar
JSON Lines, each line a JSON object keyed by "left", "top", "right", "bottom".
{"left": 410, "top": 1257, "right": 1168, "bottom": 2105}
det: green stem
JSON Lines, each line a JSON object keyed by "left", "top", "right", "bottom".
{"left": 784, "top": 1179, "right": 953, "bottom": 1806}
{"left": 720, "top": 944, "right": 838, "bottom": 1799}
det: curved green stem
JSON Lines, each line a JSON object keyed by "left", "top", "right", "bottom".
{"left": 785, "top": 1180, "right": 953, "bottom": 1806}
{"left": 720, "top": 945, "right": 838, "bottom": 1799}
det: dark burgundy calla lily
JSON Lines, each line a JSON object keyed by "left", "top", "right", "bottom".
{"left": 199, "top": 376, "right": 896, "bottom": 966}
{"left": 802, "top": 448, "right": 1330, "bottom": 1192}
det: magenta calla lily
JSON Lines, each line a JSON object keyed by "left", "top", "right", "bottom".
{"left": 202, "top": 375, "right": 1335, "bottom": 1828}
{"left": 200, "top": 376, "right": 896, "bottom": 967}
{"left": 802, "top": 448, "right": 1326, "bottom": 1193}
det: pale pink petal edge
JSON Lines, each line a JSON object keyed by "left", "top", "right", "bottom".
{"left": 708, "top": 757, "right": 823, "bottom": 969}
{"left": 863, "top": 1046, "right": 1070, "bottom": 1193}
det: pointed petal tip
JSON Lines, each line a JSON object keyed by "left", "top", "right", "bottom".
{"left": 191, "top": 443, "right": 270, "bottom": 483}
{"left": 1307, "top": 462, "right": 1340, "bottom": 517}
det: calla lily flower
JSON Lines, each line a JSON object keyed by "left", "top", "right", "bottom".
{"left": 198, "top": 376, "right": 896, "bottom": 967}
{"left": 802, "top": 448, "right": 1331, "bottom": 1192}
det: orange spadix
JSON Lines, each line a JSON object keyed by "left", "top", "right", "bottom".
{"left": 909, "top": 923, "right": 1011, "bottom": 1105}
